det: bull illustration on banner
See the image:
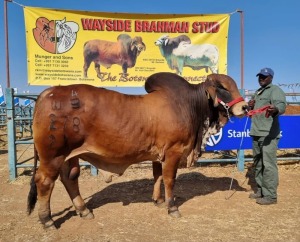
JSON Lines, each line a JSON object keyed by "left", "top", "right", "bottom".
{"left": 33, "top": 17, "right": 79, "bottom": 54}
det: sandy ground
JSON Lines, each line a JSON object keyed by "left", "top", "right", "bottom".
{"left": 0, "top": 105, "right": 299, "bottom": 241}
{"left": 0, "top": 143, "right": 299, "bottom": 242}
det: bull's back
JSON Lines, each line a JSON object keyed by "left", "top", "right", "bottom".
{"left": 33, "top": 83, "right": 193, "bottom": 165}
{"left": 33, "top": 85, "right": 161, "bottom": 160}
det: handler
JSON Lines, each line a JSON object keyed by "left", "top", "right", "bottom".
{"left": 248, "top": 67, "right": 286, "bottom": 205}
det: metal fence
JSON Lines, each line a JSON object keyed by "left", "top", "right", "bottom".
{"left": 4, "top": 88, "right": 99, "bottom": 180}
{"left": 3, "top": 88, "right": 300, "bottom": 180}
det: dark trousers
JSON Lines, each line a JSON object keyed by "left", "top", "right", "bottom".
{"left": 252, "top": 136, "right": 279, "bottom": 199}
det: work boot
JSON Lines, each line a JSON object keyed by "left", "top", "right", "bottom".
{"left": 256, "top": 197, "right": 277, "bottom": 205}
{"left": 249, "top": 191, "right": 262, "bottom": 199}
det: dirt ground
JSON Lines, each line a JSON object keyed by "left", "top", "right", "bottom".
{"left": 0, "top": 143, "right": 299, "bottom": 242}
{"left": 0, "top": 105, "right": 299, "bottom": 242}
{"left": 284, "top": 105, "right": 300, "bottom": 115}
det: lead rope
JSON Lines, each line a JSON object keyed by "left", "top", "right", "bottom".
{"left": 225, "top": 115, "right": 250, "bottom": 200}
{"left": 225, "top": 105, "right": 272, "bottom": 199}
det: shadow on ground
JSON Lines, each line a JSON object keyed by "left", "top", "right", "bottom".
{"left": 52, "top": 171, "right": 247, "bottom": 228}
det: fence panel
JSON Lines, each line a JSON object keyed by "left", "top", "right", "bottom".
{"left": 4, "top": 88, "right": 300, "bottom": 180}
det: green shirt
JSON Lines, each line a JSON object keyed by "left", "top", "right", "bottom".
{"left": 250, "top": 83, "right": 286, "bottom": 138}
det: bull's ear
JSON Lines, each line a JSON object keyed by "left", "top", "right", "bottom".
{"left": 205, "top": 77, "right": 219, "bottom": 107}
{"left": 142, "top": 42, "right": 146, "bottom": 50}
{"left": 164, "top": 38, "right": 169, "bottom": 46}
{"left": 130, "top": 42, "right": 135, "bottom": 51}
{"left": 206, "top": 88, "right": 219, "bottom": 107}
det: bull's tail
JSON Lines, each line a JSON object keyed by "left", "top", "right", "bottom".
{"left": 27, "top": 145, "right": 38, "bottom": 215}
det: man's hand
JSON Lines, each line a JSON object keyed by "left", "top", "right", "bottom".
{"left": 265, "top": 105, "right": 279, "bottom": 118}
{"left": 248, "top": 100, "right": 255, "bottom": 110}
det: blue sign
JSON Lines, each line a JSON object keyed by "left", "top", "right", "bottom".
{"left": 24, "top": 99, "right": 31, "bottom": 106}
{"left": 205, "top": 115, "right": 300, "bottom": 150}
{"left": 14, "top": 97, "right": 19, "bottom": 106}
{"left": 0, "top": 95, "right": 4, "bottom": 105}
{"left": 0, "top": 85, "right": 4, "bottom": 105}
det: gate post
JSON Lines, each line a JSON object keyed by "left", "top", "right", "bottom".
{"left": 90, "top": 165, "right": 98, "bottom": 176}
{"left": 237, "top": 149, "right": 245, "bottom": 171}
{"left": 5, "top": 88, "right": 17, "bottom": 180}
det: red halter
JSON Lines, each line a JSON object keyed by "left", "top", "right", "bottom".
{"left": 217, "top": 96, "right": 245, "bottom": 110}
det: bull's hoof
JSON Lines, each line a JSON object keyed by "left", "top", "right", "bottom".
{"left": 168, "top": 207, "right": 181, "bottom": 218}
{"left": 80, "top": 209, "right": 94, "bottom": 220}
{"left": 153, "top": 199, "right": 165, "bottom": 208}
{"left": 82, "top": 211, "right": 94, "bottom": 220}
{"left": 104, "top": 175, "right": 113, "bottom": 183}
{"left": 43, "top": 219, "right": 57, "bottom": 229}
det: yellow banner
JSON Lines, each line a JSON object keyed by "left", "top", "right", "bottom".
{"left": 24, "top": 7, "right": 230, "bottom": 87}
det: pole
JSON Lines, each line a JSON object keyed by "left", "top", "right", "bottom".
{"left": 237, "top": 9, "right": 244, "bottom": 90}
{"left": 4, "top": 0, "right": 12, "bottom": 88}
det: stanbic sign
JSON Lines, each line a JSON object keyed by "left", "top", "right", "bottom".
{"left": 205, "top": 116, "right": 300, "bottom": 151}
{"left": 206, "top": 130, "right": 223, "bottom": 147}
{"left": 206, "top": 128, "right": 250, "bottom": 147}
{"left": 228, "top": 129, "right": 251, "bottom": 138}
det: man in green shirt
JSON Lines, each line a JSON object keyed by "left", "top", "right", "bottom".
{"left": 248, "top": 67, "right": 286, "bottom": 205}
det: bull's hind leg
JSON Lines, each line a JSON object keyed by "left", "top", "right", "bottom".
{"left": 83, "top": 59, "right": 92, "bottom": 78}
{"left": 163, "top": 153, "right": 181, "bottom": 218}
{"left": 59, "top": 158, "right": 94, "bottom": 220}
{"left": 94, "top": 63, "right": 102, "bottom": 79}
{"left": 34, "top": 158, "right": 62, "bottom": 229}
{"left": 152, "top": 161, "right": 164, "bottom": 207}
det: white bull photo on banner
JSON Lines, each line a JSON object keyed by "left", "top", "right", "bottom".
{"left": 155, "top": 34, "right": 219, "bottom": 75}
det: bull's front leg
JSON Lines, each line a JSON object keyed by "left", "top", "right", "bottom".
{"left": 163, "top": 155, "right": 181, "bottom": 218}
{"left": 59, "top": 158, "right": 94, "bottom": 220}
{"left": 119, "top": 64, "right": 129, "bottom": 81}
{"left": 121, "top": 63, "right": 129, "bottom": 78}
{"left": 210, "top": 65, "right": 218, "bottom": 74}
{"left": 152, "top": 161, "right": 164, "bottom": 207}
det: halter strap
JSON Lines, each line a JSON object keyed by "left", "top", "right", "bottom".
{"left": 217, "top": 96, "right": 245, "bottom": 123}
{"left": 217, "top": 96, "right": 245, "bottom": 110}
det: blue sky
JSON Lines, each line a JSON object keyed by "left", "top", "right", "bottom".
{"left": 0, "top": 0, "right": 299, "bottom": 95}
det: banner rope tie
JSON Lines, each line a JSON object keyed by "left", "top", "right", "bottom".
{"left": 11, "top": 1, "right": 25, "bottom": 8}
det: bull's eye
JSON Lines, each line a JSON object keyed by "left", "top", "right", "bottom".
{"left": 217, "top": 85, "right": 227, "bottom": 91}
{"left": 217, "top": 87, "right": 231, "bottom": 103}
